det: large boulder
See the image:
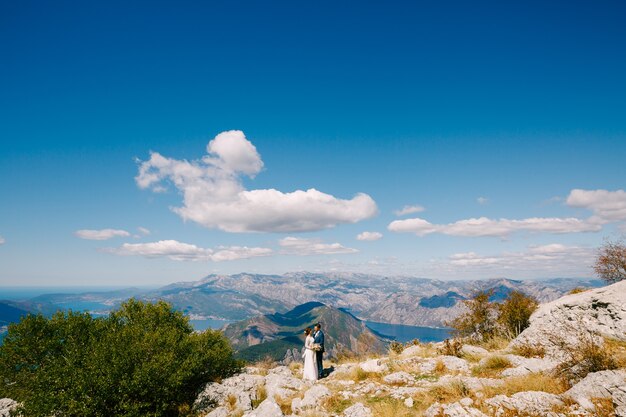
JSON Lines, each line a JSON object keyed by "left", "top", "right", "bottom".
{"left": 0, "top": 399, "right": 17, "bottom": 417}
{"left": 291, "top": 384, "right": 331, "bottom": 413}
{"left": 194, "top": 373, "right": 265, "bottom": 412}
{"left": 243, "top": 399, "right": 283, "bottom": 417}
{"left": 510, "top": 281, "right": 626, "bottom": 359}
{"left": 342, "top": 402, "right": 373, "bottom": 417}
{"left": 485, "top": 391, "right": 564, "bottom": 416}
{"left": 359, "top": 358, "right": 389, "bottom": 373}
{"left": 563, "top": 370, "right": 626, "bottom": 416}
{"left": 264, "top": 366, "right": 306, "bottom": 400}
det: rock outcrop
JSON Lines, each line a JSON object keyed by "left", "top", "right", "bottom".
{"left": 510, "top": 280, "right": 626, "bottom": 359}
{"left": 0, "top": 399, "right": 17, "bottom": 417}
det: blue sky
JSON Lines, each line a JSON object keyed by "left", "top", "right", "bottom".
{"left": 1, "top": 1, "right": 625, "bottom": 285}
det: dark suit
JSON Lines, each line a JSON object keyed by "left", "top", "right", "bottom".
{"left": 313, "top": 329, "right": 325, "bottom": 377}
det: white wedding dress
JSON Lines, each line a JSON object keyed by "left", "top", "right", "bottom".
{"left": 302, "top": 335, "right": 318, "bottom": 381}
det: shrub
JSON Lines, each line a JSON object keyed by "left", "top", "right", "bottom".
{"left": 511, "top": 342, "right": 546, "bottom": 358}
{"left": 438, "top": 338, "right": 463, "bottom": 357}
{"left": 568, "top": 287, "right": 588, "bottom": 295}
{"left": 389, "top": 341, "right": 405, "bottom": 354}
{"left": 594, "top": 239, "right": 626, "bottom": 283}
{"left": 447, "top": 289, "right": 498, "bottom": 341}
{"left": 472, "top": 355, "right": 512, "bottom": 377}
{"left": 0, "top": 299, "right": 241, "bottom": 417}
{"left": 497, "top": 291, "right": 538, "bottom": 338}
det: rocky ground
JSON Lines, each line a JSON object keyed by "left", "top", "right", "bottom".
{"left": 1, "top": 281, "right": 624, "bottom": 417}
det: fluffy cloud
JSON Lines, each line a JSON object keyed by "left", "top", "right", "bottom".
{"left": 75, "top": 229, "right": 131, "bottom": 240}
{"left": 445, "top": 244, "right": 594, "bottom": 274}
{"left": 394, "top": 205, "right": 425, "bottom": 216}
{"left": 135, "top": 130, "right": 378, "bottom": 233}
{"left": 106, "top": 239, "right": 273, "bottom": 262}
{"left": 388, "top": 216, "right": 600, "bottom": 237}
{"left": 279, "top": 237, "right": 358, "bottom": 255}
{"left": 566, "top": 189, "right": 626, "bottom": 222}
{"left": 356, "top": 231, "right": 383, "bottom": 241}
{"left": 0, "top": 235, "right": 5, "bottom": 245}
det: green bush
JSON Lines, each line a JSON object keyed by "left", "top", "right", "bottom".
{"left": 497, "top": 291, "right": 538, "bottom": 338}
{"left": 0, "top": 299, "right": 241, "bottom": 417}
{"left": 446, "top": 289, "right": 498, "bottom": 340}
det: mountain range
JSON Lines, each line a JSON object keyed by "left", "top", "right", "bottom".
{"left": 0, "top": 273, "right": 603, "bottom": 329}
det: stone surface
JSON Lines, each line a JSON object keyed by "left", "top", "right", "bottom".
{"left": 419, "top": 356, "right": 469, "bottom": 373}
{"left": 264, "top": 367, "right": 306, "bottom": 399}
{"left": 510, "top": 280, "right": 626, "bottom": 359}
{"left": 486, "top": 391, "right": 564, "bottom": 416}
{"left": 205, "top": 407, "right": 229, "bottom": 417}
{"left": 404, "top": 397, "right": 414, "bottom": 407}
{"left": 564, "top": 370, "right": 626, "bottom": 414}
{"left": 0, "top": 399, "right": 17, "bottom": 417}
{"left": 342, "top": 402, "right": 373, "bottom": 417}
{"left": 424, "top": 401, "right": 488, "bottom": 417}
{"left": 500, "top": 355, "right": 559, "bottom": 377}
{"left": 291, "top": 384, "right": 331, "bottom": 413}
{"left": 383, "top": 371, "right": 415, "bottom": 385}
{"left": 359, "top": 358, "right": 389, "bottom": 373}
{"left": 244, "top": 399, "right": 283, "bottom": 417}
{"left": 194, "top": 373, "right": 265, "bottom": 412}
{"left": 461, "top": 344, "right": 489, "bottom": 356}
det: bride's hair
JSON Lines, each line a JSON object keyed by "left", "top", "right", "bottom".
{"left": 304, "top": 327, "right": 312, "bottom": 336}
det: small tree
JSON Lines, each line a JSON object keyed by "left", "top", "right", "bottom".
{"left": 497, "top": 291, "right": 538, "bottom": 337}
{"left": 594, "top": 239, "right": 626, "bottom": 283}
{"left": 447, "top": 289, "right": 498, "bottom": 340}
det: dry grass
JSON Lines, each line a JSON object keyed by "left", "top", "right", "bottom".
{"left": 510, "top": 342, "right": 546, "bottom": 358}
{"left": 274, "top": 393, "right": 300, "bottom": 415}
{"left": 346, "top": 366, "right": 384, "bottom": 383}
{"left": 365, "top": 396, "right": 417, "bottom": 417}
{"left": 567, "top": 287, "right": 589, "bottom": 295}
{"left": 406, "top": 380, "right": 472, "bottom": 415}
{"left": 481, "top": 373, "right": 568, "bottom": 398}
{"left": 288, "top": 361, "right": 303, "bottom": 374}
{"left": 471, "top": 355, "right": 512, "bottom": 377}
{"left": 605, "top": 337, "right": 626, "bottom": 368}
{"left": 438, "top": 338, "right": 463, "bottom": 357}
{"left": 321, "top": 393, "right": 353, "bottom": 414}
{"left": 226, "top": 394, "right": 238, "bottom": 410}
{"left": 554, "top": 332, "right": 618, "bottom": 385}
{"left": 474, "top": 335, "right": 511, "bottom": 351}
{"left": 434, "top": 359, "right": 447, "bottom": 375}
{"left": 251, "top": 385, "right": 267, "bottom": 409}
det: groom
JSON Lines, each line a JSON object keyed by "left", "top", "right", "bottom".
{"left": 313, "top": 323, "right": 325, "bottom": 378}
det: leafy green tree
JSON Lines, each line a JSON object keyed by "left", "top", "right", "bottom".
{"left": 0, "top": 299, "right": 241, "bottom": 417}
{"left": 497, "top": 290, "right": 538, "bottom": 337}
{"left": 447, "top": 289, "right": 498, "bottom": 340}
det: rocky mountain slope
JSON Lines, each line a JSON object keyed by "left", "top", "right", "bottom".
{"left": 223, "top": 302, "right": 387, "bottom": 363}
{"left": 188, "top": 280, "right": 626, "bottom": 417}
{"left": 143, "top": 273, "right": 601, "bottom": 327}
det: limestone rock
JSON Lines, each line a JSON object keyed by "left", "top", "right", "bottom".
{"left": 404, "top": 397, "right": 414, "bottom": 407}
{"left": 265, "top": 367, "right": 305, "bottom": 400}
{"left": 383, "top": 371, "right": 415, "bottom": 385}
{"left": 205, "top": 407, "right": 229, "bottom": 417}
{"left": 461, "top": 344, "right": 489, "bottom": 356}
{"left": 244, "top": 399, "right": 283, "bottom": 417}
{"left": 291, "top": 384, "right": 331, "bottom": 413}
{"left": 499, "top": 355, "right": 558, "bottom": 377}
{"left": 194, "top": 373, "right": 265, "bottom": 412}
{"left": 485, "top": 391, "right": 564, "bottom": 416}
{"left": 424, "top": 401, "right": 488, "bottom": 417}
{"left": 342, "top": 402, "right": 373, "bottom": 417}
{"left": 419, "top": 356, "right": 469, "bottom": 373}
{"left": 0, "top": 399, "right": 17, "bottom": 417}
{"left": 564, "top": 370, "right": 626, "bottom": 415}
{"left": 510, "top": 280, "right": 626, "bottom": 359}
{"left": 359, "top": 358, "right": 389, "bottom": 373}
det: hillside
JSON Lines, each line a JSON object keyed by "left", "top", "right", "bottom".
{"left": 0, "top": 301, "right": 29, "bottom": 326}
{"left": 190, "top": 281, "right": 626, "bottom": 417}
{"left": 223, "top": 302, "right": 387, "bottom": 362}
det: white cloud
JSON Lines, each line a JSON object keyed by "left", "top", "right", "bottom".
{"left": 135, "top": 130, "right": 378, "bottom": 233}
{"left": 566, "top": 189, "right": 626, "bottom": 222}
{"left": 394, "top": 205, "right": 425, "bottom": 216}
{"left": 279, "top": 237, "right": 358, "bottom": 256}
{"left": 388, "top": 216, "right": 600, "bottom": 237}
{"left": 75, "top": 229, "right": 131, "bottom": 240}
{"left": 106, "top": 239, "right": 273, "bottom": 262}
{"left": 477, "top": 197, "right": 489, "bottom": 205}
{"left": 356, "top": 231, "right": 383, "bottom": 241}
{"left": 444, "top": 244, "right": 594, "bottom": 274}
{"left": 137, "top": 227, "right": 151, "bottom": 235}
{"left": 0, "top": 235, "right": 5, "bottom": 245}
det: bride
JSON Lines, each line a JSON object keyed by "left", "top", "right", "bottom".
{"left": 302, "top": 327, "right": 318, "bottom": 381}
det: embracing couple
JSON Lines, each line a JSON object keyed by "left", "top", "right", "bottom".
{"left": 302, "top": 323, "right": 325, "bottom": 381}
